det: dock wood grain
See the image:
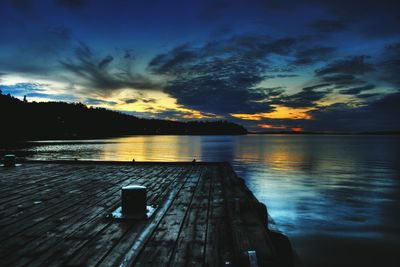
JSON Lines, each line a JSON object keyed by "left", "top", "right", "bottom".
{"left": 0, "top": 161, "right": 284, "bottom": 267}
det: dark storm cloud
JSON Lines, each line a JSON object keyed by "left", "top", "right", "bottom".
{"left": 293, "top": 46, "right": 336, "bottom": 65}
{"left": 312, "top": 43, "right": 400, "bottom": 91}
{"left": 278, "top": 87, "right": 332, "bottom": 108}
{"left": 303, "top": 92, "right": 400, "bottom": 132}
{"left": 124, "top": 98, "right": 138, "bottom": 104}
{"left": 356, "top": 93, "right": 380, "bottom": 99}
{"left": 320, "top": 74, "right": 364, "bottom": 87}
{"left": 309, "top": 19, "right": 347, "bottom": 33}
{"left": 302, "top": 83, "right": 332, "bottom": 90}
{"left": 312, "top": 56, "right": 376, "bottom": 91}
{"left": 315, "top": 56, "right": 375, "bottom": 76}
{"left": 148, "top": 34, "right": 298, "bottom": 115}
{"left": 339, "top": 84, "right": 375, "bottom": 95}
{"left": 98, "top": 56, "right": 114, "bottom": 69}
{"left": 61, "top": 42, "right": 158, "bottom": 95}
{"left": 142, "top": 98, "right": 157, "bottom": 103}
{"left": 148, "top": 44, "right": 197, "bottom": 76}
{"left": 201, "top": 35, "right": 296, "bottom": 62}
{"left": 241, "top": 85, "right": 332, "bottom": 109}
{"left": 162, "top": 69, "right": 270, "bottom": 115}
{"left": 149, "top": 35, "right": 296, "bottom": 75}
{"left": 379, "top": 43, "right": 400, "bottom": 87}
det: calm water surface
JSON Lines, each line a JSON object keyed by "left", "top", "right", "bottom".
{"left": 3, "top": 135, "right": 400, "bottom": 266}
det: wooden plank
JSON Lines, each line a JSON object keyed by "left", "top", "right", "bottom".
{"left": 204, "top": 165, "right": 235, "bottom": 266}
{"left": 168, "top": 167, "right": 212, "bottom": 266}
{"left": 0, "top": 165, "right": 106, "bottom": 224}
{"left": 0, "top": 164, "right": 92, "bottom": 202}
{"left": 95, "top": 167, "right": 195, "bottom": 267}
{"left": 0, "top": 165, "right": 154, "bottom": 265}
{"left": 11, "top": 165, "right": 171, "bottom": 267}
{"left": 0, "top": 166, "right": 135, "bottom": 239}
{"left": 61, "top": 167, "right": 189, "bottom": 267}
{"left": 132, "top": 167, "right": 203, "bottom": 266}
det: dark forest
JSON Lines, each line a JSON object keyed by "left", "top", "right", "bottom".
{"left": 0, "top": 92, "right": 247, "bottom": 141}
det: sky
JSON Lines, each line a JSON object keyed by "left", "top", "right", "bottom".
{"left": 0, "top": 0, "right": 399, "bottom": 132}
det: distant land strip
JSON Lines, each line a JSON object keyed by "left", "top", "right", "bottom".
{"left": 249, "top": 131, "right": 400, "bottom": 135}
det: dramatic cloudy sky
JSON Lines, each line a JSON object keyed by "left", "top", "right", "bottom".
{"left": 1, "top": 0, "right": 399, "bottom": 132}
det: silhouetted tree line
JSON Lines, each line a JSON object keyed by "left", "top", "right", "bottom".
{"left": 0, "top": 92, "right": 247, "bottom": 141}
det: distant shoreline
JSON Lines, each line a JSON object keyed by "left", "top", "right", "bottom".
{"left": 1, "top": 132, "right": 399, "bottom": 147}
{"left": 0, "top": 92, "right": 247, "bottom": 141}
{"left": 248, "top": 131, "right": 400, "bottom": 135}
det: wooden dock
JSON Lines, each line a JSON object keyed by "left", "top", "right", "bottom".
{"left": 0, "top": 161, "right": 293, "bottom": 267}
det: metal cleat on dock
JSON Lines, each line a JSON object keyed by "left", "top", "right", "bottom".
{"left": 1, "top": 154, "right": 20, "bottom": 167}
{"left": 110, "top": 185, "right": 157, "bottom": 220}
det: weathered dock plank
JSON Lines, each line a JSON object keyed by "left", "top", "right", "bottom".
{"left": 132, "top": 167, "right": 204, "bottom": 266}
{"left": 95, "top": 168, "right": 192, "bottom": 267}
{"left": 62, "top": 168, "right": 188, "bottom": 267}
{"left": 168, "top": 167, "right": 212, "bottom": 266}
{"left": 0, "top": 160, "right": 294, "bottom": 267}
{"left": 204, "top": 166, "right": 234, "bottom": 266}
{"left": 14, "top": 167, "right": 173, "bottom": 267}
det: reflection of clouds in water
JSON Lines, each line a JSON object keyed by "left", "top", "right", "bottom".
{"left": 229, "top": 135, "right": 400, "bottom": 255}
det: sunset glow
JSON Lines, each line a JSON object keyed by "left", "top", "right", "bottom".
{"left": 231, "top": 105, "right": 313, "bottom": 121}
{"left": 258, "top": 124, "right": 287, "bottom": 129}
{"left": 291, "top": 127, "right": 303, "bottom": 132}
{"left": 0, "top": 0, "right": 399, "bottom": 132}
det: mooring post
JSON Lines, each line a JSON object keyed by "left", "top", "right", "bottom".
{"left": 3, "top": 154, "right": 16, "bottom": 167}
{"left": 121, "top": 185, "right": 147, "bottom": 217}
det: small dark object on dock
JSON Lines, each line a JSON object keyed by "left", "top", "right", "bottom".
{"left": 110, "top": 185, "right": 157, "bottom": 220}
{"left": 122, "top": 185, "right": 147, "bottom": 217}
{"left": 192, "top": 158, "right": 196, "bottom": 162}
{"left": 2, "top": 154, "right": 16, "bottom": 167}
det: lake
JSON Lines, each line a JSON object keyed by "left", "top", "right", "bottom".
{"left": 2, "top": 134, "right": 400, "bottom": 266}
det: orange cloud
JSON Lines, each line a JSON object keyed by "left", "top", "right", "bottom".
{"left": 232, "top": 113, "right": 264, "bottom": 121}
{"left": 291, "top": 127, "right": 303, "bottom": 132}
{"left": 258, "top": 124, "right": 287, "bottom": 129}
{"left": 258, "top": 124, "right": 304, "bottom": 132}
{"left": 231, "top": 105, "right": 313, "bottom": 121}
